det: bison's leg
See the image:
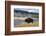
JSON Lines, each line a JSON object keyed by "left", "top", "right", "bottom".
{"left": 32, "top": 20, "right": 33, "bottom": 23}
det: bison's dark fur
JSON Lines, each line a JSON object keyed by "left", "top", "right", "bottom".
{"left": 25, "top": 18, "right": 33, "bottom": 23}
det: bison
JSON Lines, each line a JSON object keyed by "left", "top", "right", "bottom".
{"left": 25, "top": 18, "right": 33, "bottom": 23}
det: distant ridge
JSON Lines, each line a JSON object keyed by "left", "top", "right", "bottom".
{"left": 14, "top": 9, "right": 39, "bottom": 15}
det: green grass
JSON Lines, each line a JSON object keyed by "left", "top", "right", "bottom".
{"left": 32, "top": 15, "right": 39, "bottom": 18}
{"left": 15, "top": 22, "right": 39, "bottom": 27}
{"left": 31, "top": 22, "right": 39, "bottom": 27}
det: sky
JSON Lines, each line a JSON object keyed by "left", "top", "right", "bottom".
{"left": 14, "top": 8, "right": 39, "bottom": 13}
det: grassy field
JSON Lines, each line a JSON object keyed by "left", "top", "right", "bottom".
{"left": 32, "top": 15, "right": 39, "bottom": 18}
{"left": 15, "top": 22, "right": 39, "bottom": 27}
